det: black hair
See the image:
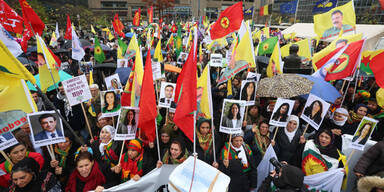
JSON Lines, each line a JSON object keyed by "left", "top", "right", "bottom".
{"left": 227, "top": 103, "right": 241, "bottom": 120}
{"left": 271, "top": 103, "right": 290, "bottom": 121}
{"left": 75, "top": 151, "right": 94, "bottom": 166}
{"left": 241, "top": 82, "right": 256, "bottom": 101}
{"left": 304, "top": 100, "right": 323, "bottom": 122}
{"left": 123, "top": 109, "right": 136, "bottom": 126}
{"left": 289, "top": 44, "right": 299, "bottom": 54}
{"left": 103, "top": 91, "right": 118, "bottom": 109}
{"left": 332, "top": 10, "right": 343, "bottom": 16}
{"left": 38, "top": 113, "right": 56, "bottom": 124}
{"left": 165, "top": 84, "right": 174, "bottom": 90}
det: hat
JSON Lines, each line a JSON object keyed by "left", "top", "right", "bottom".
{"left": 127, "top": 139, "right": 143, "bottom": 153}
{"left": 232, "top": 130, "right": 244, "bottom": 138}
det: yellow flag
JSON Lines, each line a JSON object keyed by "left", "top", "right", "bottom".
{"left": 154, "top": 38, "right": 163, "bottom": 62}
{"left": 227, "top": 78, "right": 232, "bottom": 97}
{"left": 102, "top": 27, "right": 114, "bottom": 40}
{"left": 197, "top": 65, "right": 212, "bottom": 119}
{"left": 91, "top": 25, "right": 96, "bottom": 34}
{"left": 49, "top": 32, "right": 57, "bottom": 47}
{"left": 0, "top": 40, "right": 36, "bottom": 84}
{"left": 126, "top": 34, "right": 143, "bottom": 106}
{"left": 89, "top": 71, "right": 94, "bottom": 86}
{"left": 36, "top": 35, "right": 60, "bottom": 93}
{"left": 117, "top": 46, "right": 123, "bottom": 59}
{"left": 314, "top": 1, "right": 356, "bottom": 41}
{"left": 266, "top": 43, "right": 282, "bottom": 77}
{"left": 235, "top": 28, "right": 256, "bottom": 67}
{"left": 207, "top": 37, "right": 227, "bottom": 51}
{"left": 312, "top": 33, "right": 362, "bottom": 70}
{"left": 281, "top": 39, "right": 312, "bottom": 63}
{"left": 0, "top": 77, "right": 37, "bottom": 113}
{"left": 262, "top": 27, "right": 270, "bottom": 38}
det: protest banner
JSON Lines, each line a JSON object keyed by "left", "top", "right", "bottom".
{"left": 152, "top": 61, "right": 162, "bottom": 80}
{"left": 210, "top": 53, "right": 223, "bottom": 67}
{"left": 349, "top": 116, "right": 378, "bottom": 151}
{"left": 62, "top": 75, "right": 92, "bottom": 106}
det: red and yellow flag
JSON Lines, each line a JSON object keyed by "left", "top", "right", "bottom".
{"left": 133, "top": 8, "right": 141, "bottom": 26}
{"left": 113, "top": 13, "right": 124, "bottom": 37}
{"left": 147, "top": 6, "right": 153, "bottom": 23}
{"left": 259, "top": 4, "right": 269, "bottom": 16}
{"left": 210, "top": 2, "right": 243, "bottom": 40}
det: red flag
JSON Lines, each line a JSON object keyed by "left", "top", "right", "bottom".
{"left": 19, "top": 0, "right": 44, "bottom": 35}
{"left": 325, "top": 40, "right": 365, "bottom": 81}
{"left": 170, "top": 23, "right": 177, "bottom": 33}
{"left": 138, "top": 49, "right": 157, "bottom": 142}
{"left": 210, "top": 2, "right": 243, "bottom": 40}
{"left": 369, "top": 50, "right": 384, "bottom": 88}
{"left": 48, "top": 47, "right": 61, "bottom": 68}
{"left": 380, "top": 0, "right": 384, "bottom": 10}
{"left": 133, "top": 8, "right": 141, "bottom": 26}
{"left": 173, "top": 38, "right": 197, "bottom": 141}
{"left": 20, "top": 27, "right": 32, "bottom": 52}
{"left": 64, "top": 15, "right": 72, "bottom": 40}
{"left": 0, "top": 0, "right": 24, "bottom": 34}
{"left": 112, "top": 13, "right": 124, "bottom": 37}
{"left": 147, "top": 6, "right": 153, "bottom": 23}
{"left": 314, "top": 46, "right": 345, "bottom": 70}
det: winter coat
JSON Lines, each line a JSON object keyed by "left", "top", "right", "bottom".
{"left": 354, "top": 141, "right": 384, "bottom": 176}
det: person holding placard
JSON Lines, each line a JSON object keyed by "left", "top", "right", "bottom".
{"left": 345, "top": 104, "right": 370, "bottom": 135}
{"left": 319, "top": 107, "right": 349, "bottom": 150}
{"left": 273, "top": 115, "right": 306, "bottom": 165}
{"left": 102, "top": 91, "right": 121, "bottom": 113}
{"left": 303, "top": 100, "right": 323, "bottom": 125}
{"left": 8, "top": 157, "right": 61, "bottom": 192}
{"left": 243, "top": 104, "right": 265, "bottom": 128}
{"left": 221, "top": 103, "right": 242, "bottom": 128}
{"left": 302, "top": 129, "right": 347, "bottom": 176}
{"left": 271, "top": 103, "right": 290, "bottom": 122}
{"left": 244, "top": 120, "right": 271, "bottom": 164}
{"left": 219, "top": 131, "right": 257, "bottom": 192}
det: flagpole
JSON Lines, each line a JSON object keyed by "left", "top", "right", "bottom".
{"left": 193, "top": 110, "right": 197, "bottom": 156}
{"left": 154, "top": 117, "right": 161, "bottom": 161}
{"left": 294, "top": 0, "right": 300, "bottom": 24}
{"left": 207, "top": 66, "right": 217, "bottom": 163}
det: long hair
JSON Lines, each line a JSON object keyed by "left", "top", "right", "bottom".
{"left": 241, "top": 82, "right": 256, "bottom": 101}
{"left": 123, "top": 109, "right": 136, "bottom": 126}
{"left": 103, "top": 91, "right": 118, "bottom": 109}
{"left": 272, "top": 103, "right": 290, "bottom": 121}
{"left": 305, "top": 100, "right": 323, "bottom": 120}
{"left": 356, "top": 122, "right": 373, "bottom": 138}
{"left": 227, "top": 103, "right": 241, "bottom": 120}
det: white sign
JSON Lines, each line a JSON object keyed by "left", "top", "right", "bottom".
{"left": 300, "top": 94, "right": 331, "bottom": 130}
{"left": 239, "top": 80, "right": 258, "bottom": 106}
{"left": 349, "top": 116, "right": 378, "bottom": 151}
{"left": 62, "top": 75, "right": 92, "bottom": 106}
{"left": 246, "top": 72, "right": 261, "bottom": 82}
{"left": 269, "top": 98, "right": 295, "bottom": 127}
{"left": 105, "top": 73, "right": 123, "bottom": 90}
{"left": 219, "top": 99, "right": 246, "bottom": 134}
{"left": 115, "top": 107, "right": 139, "bottom": 141}
{"left": 210, "top": 53, "right": 223, "bottom": 67}
{"left": 28, "top": 111, "right": 65, "bottom": 147}
{"left": 0, "top": 132, "right": 18, "bottom": 151}
{"left": 152, "top": 61, "right": 162, "bottom": 81}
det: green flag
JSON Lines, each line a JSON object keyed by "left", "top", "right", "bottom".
{"left": 175, "top": 23, "right": 182, "bottom": 58}
{"left": 118, "top": 38, "right": 128, "bottom": 57}
{"left": 258, "top": 36, "right": 278, "bottom": 56}
{"left": 94, "top": 36, "right": 105, "bottom": 64}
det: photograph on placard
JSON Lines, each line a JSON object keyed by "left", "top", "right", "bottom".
{"left": 117, "top": 58, "right": 129, "bottom": 68}
{"left": 62, "top": 75, "right": 92, "bottom": 106}
{"left": 220, "top": 99, "right": 246, "bottom": 134}
{"left": 301, "top": 94, "right": 331, "bottom": 130}
{"left": 349, "top": 116, "right": 378, "bottom": 151}
{"left": 177, "top": 52, "right": 188, "bottom": 65}
{"left": 246, "top": 72, "right": 261, "bottom": 82}
{"left": 269, "top": 98, "right": 295, "bottom": 127}
{"left": 0, "top": 132, "right": 18, "bottom": 151}
{"left": 115, "top": 107, "right": 139, "bottom": 140}
{"left": 100, "top": 90, "right": 121, "bottom": 117}
{"left": 80, "top": 61, "right": 93, "bottom": 73}
{"left": 158, "top": 82, "right": 177, "bottom": 109}
{"left": 240, "top": 80, "right": 257, "bottom": 106}
{"left": 105, "top": 74, "right": 123, "bottom": 90}
{"left": 28, "top": 111, "right": 65, "bottom": 147}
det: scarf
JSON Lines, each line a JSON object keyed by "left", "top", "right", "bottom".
{"left": 253, "top": 128, "right": 270, "bottom": 156}
{"left": 101, "top": 141, "right": 118, "bottom": 167}
{"left": 120, "top": 152, "right": 143, "bottom": 182}
{"left": 4, "top": 151, "right": 32, "bottom": 173}
{"left": 332, "top": 108, "right": 349, "bottom": 126}
{"left": 99, "top": 140, "right": 112, "bottom": 156}
{"left": 54, "top": 144, "right": 72, "bottom": 168}
{"left": 348, "top": 111, "right": 365, "bottom": 124}
{"left": 197, "top": 131, "right": 213, "bottom": 157}
{"left": 230, "top": 143, "right": 248, "bottom": 168}
{"left": 284, "top": 128, "right": 297, "bottom": 143}
{"left": 220, "top": 142, "right": 252, "bottom": 172}
{"left": 162, "top": 149, "right": 189, "bottom": 164}
{"left": 66, "top": 161, "right": 106, "bottom": 192}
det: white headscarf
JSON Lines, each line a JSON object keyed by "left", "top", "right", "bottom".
{"left": 99, "top": 125, "right": 115, "bottom": 155}
{"left": 284, "top": 115, "right": 299, "bottom": 142}
{"left": 332, "top": 108, "right": 349, "bottom": 126}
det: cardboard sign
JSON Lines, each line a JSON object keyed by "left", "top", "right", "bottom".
{"left": 210, "top": 53, "right": 223, "bottom": 67}
{"left": 0, "top": 132, "right": 18, "bottom": 151}
{"left": 349, "top": 116, "right": 378, "bottom": 151}
{"left": 300, "top": 94, "right": 331, "bottom": 130}
{"left": 62, "top": 75, "right": 92, "bottom": 106}
{"left": 115, "top": 107, "right": 139, "bottom": 140}
{"left": 152, "top": 61, "right": 162, "bottom": 80}
{"left": 219, "top": 99, "right": 246, "bottom": 134}
{"left": 269, "top": 98, "right": 295, "bottom": 127}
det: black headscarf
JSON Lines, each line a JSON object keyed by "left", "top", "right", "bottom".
{"left": 11, "top": 157, "right": 41, "bottom": 192}
{"left": 273, "top": 165, "right": 304, "bottom": 190}
{"left": 314, "top": 129, "right": 339, "bottom": 159}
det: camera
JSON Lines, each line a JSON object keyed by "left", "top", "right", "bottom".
{"left": 269, "top": 157, "right": 283, "bottom": 174}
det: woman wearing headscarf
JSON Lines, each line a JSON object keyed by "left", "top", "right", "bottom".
{"left": 90, "top": 125, "right": 121, "bottom": 168}
{"left": 273, "top": 115, "right": 306, "bottom": 166}
{"left": 219, "top": 131, "right": 257, "bottom": 192}
{"left": 157, "top": 126, "right": 172, "bottom": 159}
{"left": 9, "top": 158, "right": 61, "bottom": 192}
{"left": 194, "top": 118, "right": 221, "bottom": 168}
{"left": 271, "top": 103, "right": 290, "bottom": 122}
{"left": 319, "top": 107, "right": 349, "bottom": 150}
{"left": 65, "top": 151, "right": 107, "bottom": 192}
{"left": 244, "top": 120, "right": 271, "bottom": 164}
{"left": 302, "top": 129, "right": 347, "bottom": 177}
{"left": 0, "top": 143, "right": 45, "bottom": 188}
{"left": 345, "top": 104, "right": 371, "bottom": 135}
{"left": 111, "top": 139, "right": 155, "bottom": 182}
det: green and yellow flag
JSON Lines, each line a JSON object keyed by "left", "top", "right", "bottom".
{"left": 94, "top": 36, "right": 105, "bottom": 64}
{"left": 175, "top": 23, "right": 183, "bottom": 57}
{"left": 258, "top": 36, "right": 278, "bottom": 56}
{"left": 154, "top": 38, "right": 163, "bottom": 62}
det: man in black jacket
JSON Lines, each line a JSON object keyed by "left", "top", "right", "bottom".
{"left": 283, "top": 44, "right": 302, "bottom": 73}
